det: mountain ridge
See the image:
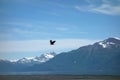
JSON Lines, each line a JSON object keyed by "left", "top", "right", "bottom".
{"left": 0, "top": 52, "right": 56, "bottom": 66}
{"left": 0, "top": 37, "right": 120, "bottom": 75}
{"left": 28, "top": 37, "right": 120, "bottom": 75}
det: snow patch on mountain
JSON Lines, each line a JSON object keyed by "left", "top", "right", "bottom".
{"left": 98, "top": 41, "right": 115, "bottom": 48}
{"left": 99, "top": 42, "right": 107, "bottom": 48}
{"left": 10, "top": 59, "right": 18, "bottom": 62}
{"left": 44, "top": 53, "right": 54, "bottom": 58}
{"left": 17, "top": 52, "right": 56, "bottom": 64}
{"left": 98, "top": 37, "right": 120, "bottom": 48}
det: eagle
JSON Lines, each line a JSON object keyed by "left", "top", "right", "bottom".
{"left": 50, "top": 40, "right": 56, "bottom": 45}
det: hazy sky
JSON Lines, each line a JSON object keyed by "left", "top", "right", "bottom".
{"left": 0, "top": 0, "right": 120, "bottom": 60}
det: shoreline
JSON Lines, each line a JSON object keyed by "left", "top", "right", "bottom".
{"left": 0, "top": 75, "right": 120, "bottom": 80}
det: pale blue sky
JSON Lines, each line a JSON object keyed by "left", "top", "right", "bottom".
{"left": 0, "top": 0, "right": 120, "bottom": 60}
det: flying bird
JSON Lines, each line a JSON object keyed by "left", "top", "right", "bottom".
{"left": 50, "top": 40, "right": 56, "bottom": 45}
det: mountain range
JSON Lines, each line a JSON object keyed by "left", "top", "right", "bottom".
{"left": 0, "top": 52, "right": 56, "bottom": 64}
{"left": 0, "top": 52, "right": 56, "bottom": 72}
{"left": 0, "top": 37, "right": 120, "bottom": 75}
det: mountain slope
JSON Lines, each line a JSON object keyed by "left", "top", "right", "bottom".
{"left": 0, "top": 37, "right": 120, "bottom": 75}
{"left": 29, "top": 37, "right": 120, "bottom": 75}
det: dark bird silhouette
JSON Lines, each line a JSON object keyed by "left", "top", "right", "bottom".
{"left": 50, "top": 40, "right": 56, "bottom": 45}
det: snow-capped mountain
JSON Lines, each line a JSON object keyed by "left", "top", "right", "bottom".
{"left": 0, "top": 52, "right": 56, "bottom": 65}
{"left": 96, "top": 37, "right": 120, "bottom": 48}
{"left": 35, "top": 52, "right": 56, "bottom": 62}
{"left": 17, "top": 52, "right": 56, "bottom": 64}
{"left": 29, "top": 37, "right": 120, "bottom": 75}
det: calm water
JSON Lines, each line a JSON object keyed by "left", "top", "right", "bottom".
{"left": 0, "top": 71, "right": 52, "bottom": 75}
{"left": 0, "top": 72, "right": 120, "bottom": 80}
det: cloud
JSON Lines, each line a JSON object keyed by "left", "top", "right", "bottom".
{"left": 75, "top": 0, "right": 120, "bottom": 15}
{"left": 75, "top": 6, "right": 85, "bottom": 11}
{"left": 0, "top": 21, "right": 62, "bottom": 38}
{"left": 0, "top": 22, "right": 34, "bottom": 28}
{"left": 11, "top": 28, "right": 53, "bottom": 36}
{"left": 0, "top": 39, "right": 99, "bottom": 53}
{"left": 89, "top": 4, "right": 120, "bottom": 15}
{"left": 1, "top": 21, "right": 84, "bottom": 40}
